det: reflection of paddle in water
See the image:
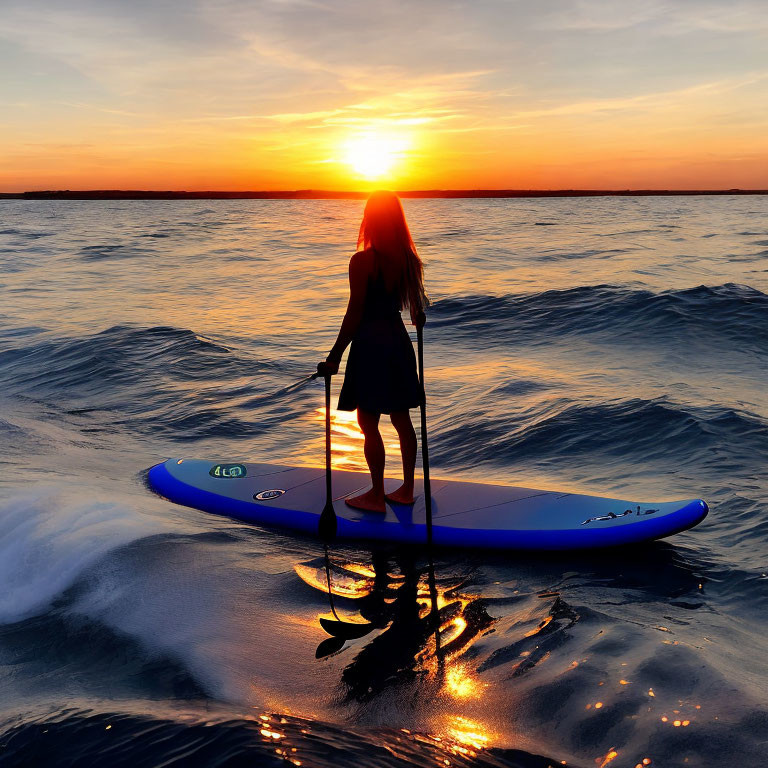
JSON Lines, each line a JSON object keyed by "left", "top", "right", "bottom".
{"left": 343, "top": 551, "right": 498, "bottom": 702}
{"left": 314, "top": 547, "right": 376, "bottom": 659}
{"left": 296, "top": 551, "right": 495, "bottom": 697}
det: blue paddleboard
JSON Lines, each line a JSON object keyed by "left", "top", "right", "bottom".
{"left": 147, "top": 459, "right": 708, "bottom": 550}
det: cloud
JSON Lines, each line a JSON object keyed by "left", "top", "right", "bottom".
{"left": 535, "top": 0, "right": 670, "bottom": 31}
{"left": 506, "top": 71, "right": 768, "bottom": 120}
{"left": 535, "top": 0, "right": 768, "bottom": 34}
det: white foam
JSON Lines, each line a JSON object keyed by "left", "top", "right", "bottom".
{"left": 0, "top": 485, "right": 168, "bottom": 623}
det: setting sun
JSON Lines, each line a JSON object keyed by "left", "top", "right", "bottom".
{"left": 342, "top": 132, "right": 410, "bottom": 180}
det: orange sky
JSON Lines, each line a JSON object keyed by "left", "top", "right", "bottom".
{"left": 2, "top": 0, "right": 767, "bottom": 191}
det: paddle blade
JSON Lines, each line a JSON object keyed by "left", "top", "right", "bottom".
{"left": 319, "top": 616, "right": 375, "bottom": 640}
{"left": 315, "top": 636, "right": 345, "bottom": 659}
{"left": 318, "top": 501, "right": 337, "bottom": 542}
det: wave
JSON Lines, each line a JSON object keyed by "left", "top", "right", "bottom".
{"left": 0, "top": 325, "right": 240, "bottom": 397}
{"left": 0, "top": 486, "right": 169, "bottom": 624}
{"left": 728, "top": 249, "right": 768, "bottom": 263}
{"left": 534, "top": 248, "right": 627, "bottom": 262}
{"left": 0, "top": 325, "right": 305, "bottom": 439}
{"left": 77, "top": 245, "right": 150, "bottom": 261}
{"left": 1, "top": 609, "right": 207, "bottom": 701}
{"left": 431, "top": 395, "right": 768, "bottom": 478}
{"left": 0, "top": 707, "right": 562, "bottom": 768}
{"left": 0, "top": 228, "right": 52, "bottom": 239}
{"left": 428, "top": 283, "right": 768, "bottom": 352}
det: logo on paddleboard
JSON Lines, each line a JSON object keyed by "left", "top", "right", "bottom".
{"left": 209, "top": 463, "right": 247, "bottom": 478}
{"left": 254, "top": 489, "right": 285, "bottom": 501}
{"left": 582, "top": 506, "right": 659, "bottom": 525}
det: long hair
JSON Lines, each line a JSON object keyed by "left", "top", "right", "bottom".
{"left": 356, "top": 190, "right": 429, "bottom": 314}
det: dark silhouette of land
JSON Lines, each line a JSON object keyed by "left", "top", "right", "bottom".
{"left": 0, "top": 188, "right": 766, "bottom": 200}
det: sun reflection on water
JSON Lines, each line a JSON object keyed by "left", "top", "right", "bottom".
{"left": 294, "top": 562, "right": 374, "bottom": 599}
{"left": 598, "top": 747, "right": 619, "bottom": 767}
{"left": 252, "top": 714, "right": 302, "bottom": 767}
{"left": 247, "top": 707, "right": 502, "bottom": 768}
{"left": 443, "top": 715, "right": 491, "bottom": 752}
{"left": 444, "top": 663, "right": 486, "bottom": 700}
{"left": 307, "top": 406, "right": 403, "bottom": 470}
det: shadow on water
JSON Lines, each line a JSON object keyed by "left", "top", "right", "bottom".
{"left": 297, "top": 543, "right": 521, "bottom": 716}
{"left": 311, "top": 548, "right": 496, "bottom": 702}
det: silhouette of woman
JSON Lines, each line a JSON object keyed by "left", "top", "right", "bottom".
{"left": 317, "top": 190, "right": 428, "bottom": 513}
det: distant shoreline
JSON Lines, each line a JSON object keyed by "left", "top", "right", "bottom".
{"left": 1, "top": 188, "right": 766, "bottom": 200}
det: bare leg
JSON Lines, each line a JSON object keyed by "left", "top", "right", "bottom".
{"left": 345, "top": 409, "right": 386, "bottom": 513}
{"left": 386, "top": 409, "right": 417, "bottom": 504}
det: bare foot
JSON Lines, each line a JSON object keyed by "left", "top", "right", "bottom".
{"left": 385, "top": 484, "right": 415, "bottom": 505}
{"left": 345, "top": 489, "right": 386, "bottom": 513}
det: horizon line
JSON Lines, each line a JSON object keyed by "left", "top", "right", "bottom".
{"left": 1, "top": 188, "right": 767, "bottom": 200}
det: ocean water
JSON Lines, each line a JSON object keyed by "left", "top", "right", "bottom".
{"left": 0, "top": 196, "right": 767, "bottom": 768}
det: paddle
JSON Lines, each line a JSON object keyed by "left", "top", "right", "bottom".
{"left": 312, "top": 364, "right": 374, "bottom": 644}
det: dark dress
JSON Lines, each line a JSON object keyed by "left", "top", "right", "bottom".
{"left": 337, "top": 259, "right": 422, "bottom": 415}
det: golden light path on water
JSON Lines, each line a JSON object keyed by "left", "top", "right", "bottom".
{"left": 312, "top": 406, "right": 402, "bottom": 472}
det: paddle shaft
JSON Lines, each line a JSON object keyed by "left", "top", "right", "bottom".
{"left": 317, "top": 371, "right": 338, "bottom": 541}
{"left": 325, "top": 372, "right": 332, "bottom": 502}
